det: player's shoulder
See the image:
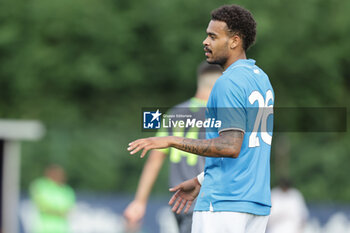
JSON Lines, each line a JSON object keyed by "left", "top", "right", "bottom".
{"left": 216, "top": 67, "right": 250, "bottom": 92}
{"left": 220, "top": 62, "right": 252, "bottom": 84}
{"left": 226, "top": 60, "right": 272, "bottom": 90}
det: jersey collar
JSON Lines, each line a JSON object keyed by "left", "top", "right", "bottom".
{"left": 223, "top": 59, "right": 256, "bottom": 73}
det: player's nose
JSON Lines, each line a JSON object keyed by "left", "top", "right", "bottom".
{"left": 203, "top": 37, "right": 209, "bottom": 46}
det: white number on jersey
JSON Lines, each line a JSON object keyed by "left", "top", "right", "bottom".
{"left": 248, "top": 90, "right": 274, "bottom": 148}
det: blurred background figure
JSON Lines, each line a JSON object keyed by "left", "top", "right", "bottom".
{"left": 123, "top": 62, "right": 222, "bottom": 233}
{"left": 267, "top": 178, "right": 309, "bottom": 233}
{"left": 29, "top": 164, "right": 76, "bottom": 233}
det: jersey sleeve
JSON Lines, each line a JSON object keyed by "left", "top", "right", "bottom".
{"left": 214, "top": 77, "right": 246, "bottom": 133}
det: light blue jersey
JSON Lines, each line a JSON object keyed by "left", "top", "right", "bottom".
{"left": 194, "top": 59, "right": 274, "bottom": 216}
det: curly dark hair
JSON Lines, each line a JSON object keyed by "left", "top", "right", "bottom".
{"left": 211, "top": 5, "right": 256, "bottom": 51}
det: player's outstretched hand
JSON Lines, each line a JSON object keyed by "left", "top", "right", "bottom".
{"left": 169, "top": 177, "right": 201, "bottom": 214}
{"left": 128, "top": 136, "right": 173, "bottom": 158}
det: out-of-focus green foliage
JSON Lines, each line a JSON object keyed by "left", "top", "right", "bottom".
{"left": 0, "top": 0, "right": 349, "bottom": 200}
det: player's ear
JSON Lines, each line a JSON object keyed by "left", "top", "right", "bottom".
{"left": 229, "top": 35, "right": 240, "bottom": 50}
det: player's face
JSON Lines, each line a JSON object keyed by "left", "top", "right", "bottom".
{"left": 203, "top": 20, "right": 231, "bottom": 67}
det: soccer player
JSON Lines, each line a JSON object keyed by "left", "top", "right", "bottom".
{"left": 29, "top": 164, "right": 75, "bottom": 233}
{"left": 128, "top": 4, "right": 274, "bottom": 233}
{"left": 123, "top": 62, "right": 222, "bottom": 233}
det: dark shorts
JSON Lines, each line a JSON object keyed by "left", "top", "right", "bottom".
{"left": 174, "top": 212, "right": 193, "bottom": 233}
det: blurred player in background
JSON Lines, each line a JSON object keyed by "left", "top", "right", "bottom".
{"left": 123, "top": 62, "right": 222, "bottom": 233}
{"left": 30, "top": 164, "right": 75, "bottom": 233}
{"left": 128, "top": 4, "right": 274, "bottom": 233}
{"left": 267, "top": 178, "right": 309, "bottom": 233}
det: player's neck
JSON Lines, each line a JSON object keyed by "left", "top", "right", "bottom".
{"left": 223, "top": 52, "right": 247, "bottom": 71}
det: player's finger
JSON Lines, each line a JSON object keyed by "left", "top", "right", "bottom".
{"left": 127, "top": 140, "right": 142, "bottom": 152}
{"left": 171, "top": 197, "right": 181, "bottom": 212}
{"left": 176, "top": 198, "right": 187, "bottom": 214}
{"left": 124, "top": 214, "right": 136, "bottom": 224}
{"left": 125, "top": 215, "right": 138, "bottom": 224}
{"left": 168, "top": 190, "right": 180, "bottom": 205}
{"left": 140, "top": 146, "right": 150, "bottom": 158}
{"left": 129, "top": 143, "right": 146, "bottom": 155}
{"left": 127, "top": 140, "right": 139, "bottom": 149}
{"left": 128, "top": 139, "right": 143, "bottom": 146}
{"left": 129, "top": 147, "right": 142, "bottom": 155}
{"left": 172, "top": 196, "right": 183, "bottom": 212}
{"left": 184, "top": 200, "right": 192, "bottom": 213}
{"left": 128, "top": 139, "right": 148, "bottom": 150}
{"left": 169, "top": 184, "right": 181, "bottom": 192}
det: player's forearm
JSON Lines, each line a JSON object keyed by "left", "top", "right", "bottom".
{"left": 134, "top": 150, "right": 166, "bottom": 203}
{"left": 128, "top": 130, "right": 243, "bottom": 158}
{"left": 169, "top": 131, "right": 243, "bottom": 158}
{"left": 170, "top": 137, "right": 236, "bottom": 158}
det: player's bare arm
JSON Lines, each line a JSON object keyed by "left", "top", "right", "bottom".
{"left": 128, "top": 130, "right": 243, "bottom": 158}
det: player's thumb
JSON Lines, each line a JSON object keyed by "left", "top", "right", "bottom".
{"left": 169, "top": 184, "right": 181, "bottom": 192}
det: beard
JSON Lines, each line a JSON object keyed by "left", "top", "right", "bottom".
{"left": 207, "top": 56, "right": 227, "bottom": 68}
{"left": 205, "top": 44, "right": 229, "bottom": 68}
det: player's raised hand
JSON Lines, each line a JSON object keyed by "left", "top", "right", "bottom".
{"left": 128, "top": 136, "right": 173, "bottom": 158}
{"left": 169, "top": 177, "right": 201, "bottom": 214}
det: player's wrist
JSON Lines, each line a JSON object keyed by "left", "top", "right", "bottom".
{"left": 134, "top": 196, "right": 148, "bottom": 205}
{"left": 194, "top": 177, "right": 201, "bottom": 186}
{"left": 168, "top": 136, "right": 180, "bottom": 147}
